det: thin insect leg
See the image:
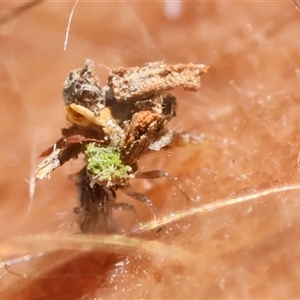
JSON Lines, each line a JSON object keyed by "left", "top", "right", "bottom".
{"left": 122, "top": 184, "right": 159, "bottom": 218}
{"left": 135, "top": 170, "right": 194, "bottom": 202}
{"left": 5, "top": 264, "right": 27, "bottom": 279}
{"left": 111, "top": 202, "right": 139, "bottom": 222}
{"left": 166, "top": 131, "right": 205, "bottom": 148}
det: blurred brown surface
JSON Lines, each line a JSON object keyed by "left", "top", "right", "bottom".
{"left": 1, "top": 1, "right": 300, "bottom": 299}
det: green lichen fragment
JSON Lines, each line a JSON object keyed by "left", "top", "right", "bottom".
{"left": 84, "top": 143, "right": 132, "bottom": 187}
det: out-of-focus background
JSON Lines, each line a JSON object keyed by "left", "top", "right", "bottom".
{"left": 1, "top": 1, "right": 300, "bottom": 298}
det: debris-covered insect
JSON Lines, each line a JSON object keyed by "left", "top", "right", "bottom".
{"left": 36, "top": 60, "right": 208, "bottom": 233}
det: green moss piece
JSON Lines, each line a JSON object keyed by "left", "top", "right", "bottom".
{"left": 84, "top": 143, "right": 132, "bottom": 186}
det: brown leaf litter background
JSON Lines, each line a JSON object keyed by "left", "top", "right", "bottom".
{"left": 1, "top": 1, "right": 300, "bottom": 299}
